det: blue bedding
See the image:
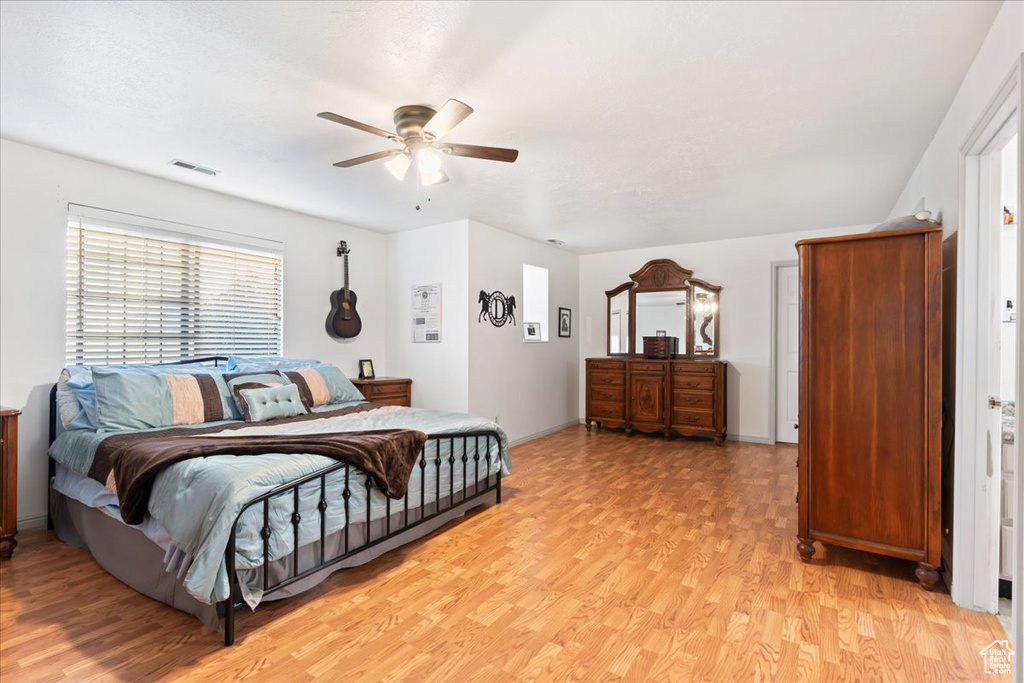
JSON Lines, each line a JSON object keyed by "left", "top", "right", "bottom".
{"left": 50, "top": 402, "right": 510, "bottom": 605}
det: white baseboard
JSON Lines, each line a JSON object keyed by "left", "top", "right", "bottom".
{"left": 16, "top": 513, "right": 47, "bottom": 530}
{"left": 556, "top": 421, "right": 776, "bottom": 446}
{"left": 727, "top": 434, "right": 774, "bottom": 445}
{"left": 509, "top": 420, "right": 581, "bottom": 447}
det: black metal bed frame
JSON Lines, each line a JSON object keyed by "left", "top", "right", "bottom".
{"left": 47, "top": 356, "right": 502, "bottom": 646}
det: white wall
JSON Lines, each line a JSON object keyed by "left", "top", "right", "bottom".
{"left": 385, "top": 221, "right": 470, "bottom": 413}
{"left": 578, "top": 224, "right": 870, "bottom": 443}
{"left": 887, "top": 0, "right": 1023, "bottom": 231}
{"left": 0, "top": 139, "right": 388, "bottom": 525}
{"left": 468, "top": 221, "right": 579, "bottom": 442}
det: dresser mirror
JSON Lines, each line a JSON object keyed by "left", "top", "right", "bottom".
{"left": 604, "top": 259, "right": 721, "bottom": 358}
{"left": 635, "top": 290, "right": 688, "bottom": 349}
{"left": 606, "top": 283, "right": 631, "bottom": 355}
{"left": 690, "top": 281, "right": 720, "bottom": 357}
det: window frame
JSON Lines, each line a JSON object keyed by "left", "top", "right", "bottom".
{"left": 65, "top": 208, "right": 284, "bottom": 366}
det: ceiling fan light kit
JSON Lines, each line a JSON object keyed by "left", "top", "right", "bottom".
{"left": 318, "top": 99, "right": 519, "bottom": 187}
{"left": 384, "top": 152, "right": 411, "bottom": 181}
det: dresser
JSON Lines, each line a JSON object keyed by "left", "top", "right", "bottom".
{"left": 796, "top": 226, "right": 941, "bottom": 590}
{"left": 351, "top": 377, "right": 412, "bottom": 407}
{"left": 586, "top": 358, "right": 726, "bottom": 444}
{"left": 0, "top": 407, "right": 20, "bottom": 560}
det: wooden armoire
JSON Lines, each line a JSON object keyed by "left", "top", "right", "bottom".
{"left": 796, "top": 226, "right": 942, "bottom": 590}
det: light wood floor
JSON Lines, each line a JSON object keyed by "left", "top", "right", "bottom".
{"left": 0, "top": 426, "right": 1008, "bottom": 681}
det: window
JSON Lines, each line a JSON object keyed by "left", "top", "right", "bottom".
{"left": 66, "top": 215, "right": 283, "bottom": 365}
{"left": 522, "top": 263, "right": 549, "bottom": 342}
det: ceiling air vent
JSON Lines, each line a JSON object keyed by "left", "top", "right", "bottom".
{"left": 169, "top": 159, "right": 219, "bottom": 176}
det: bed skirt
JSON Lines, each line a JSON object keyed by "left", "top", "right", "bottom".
{"left": 51, "top": 486, "right": 492, "bottom": 631}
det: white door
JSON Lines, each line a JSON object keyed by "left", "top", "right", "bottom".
{"left": 776, "top": 265, "right": 800, "bottom": 444}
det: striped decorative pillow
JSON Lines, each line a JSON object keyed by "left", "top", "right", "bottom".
{"left": 164, "top": 374, "right": 230, "bottom": 425}
{"left": 282, "top": 365, "right": 363, "bottom": 408}
{"left": 92, "top": 367, "right": 236, "bottom": 431}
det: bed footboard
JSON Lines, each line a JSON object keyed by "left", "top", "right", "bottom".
{"left": 222, "top": 430, "right": 503, "bottom": 646}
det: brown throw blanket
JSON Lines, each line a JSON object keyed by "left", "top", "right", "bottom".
{"left": 88, "top": 405, "right": 427, "bottom": 525}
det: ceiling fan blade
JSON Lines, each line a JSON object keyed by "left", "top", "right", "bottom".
{"left": 333, "top": 149, "right": 401, "bottom": 168}
{"left": 422, "top": 99, "right": 473, "bottom": 140}
{"left": 442, "top": 143, "right": 519, "bottom": 163}
{"left": 318, "top": 112, "right": 397, "bottom": 140}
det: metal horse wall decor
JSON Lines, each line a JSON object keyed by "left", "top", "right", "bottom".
{"left": 478, "top": 290, "right": 517, "bottom": 327}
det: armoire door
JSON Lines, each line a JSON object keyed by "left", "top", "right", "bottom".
{"left": 630, "top": 373, "right": 665, "bottom": 425}
{"left": 801, "top": 229, "right": 938, "bottom": 556}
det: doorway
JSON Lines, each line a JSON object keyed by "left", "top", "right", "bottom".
{"left": 953, "top": 63, "right": 1019, "bottom": 645}
{"left": 774, "top": 262, "right": 800, "bottom": 444}
{"left": 995, "top": 133, "right": 1019, "bottom": 637}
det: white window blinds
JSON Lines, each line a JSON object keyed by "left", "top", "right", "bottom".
{"left": 66, "top": 217, "right": 283, "bottom": 365}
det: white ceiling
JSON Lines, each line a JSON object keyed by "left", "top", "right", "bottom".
{"left": 0, "top": 1, "right": 1001, "bottom": 254}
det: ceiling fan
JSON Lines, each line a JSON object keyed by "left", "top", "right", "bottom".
{"left": 317, "top": 99, "right": 519, "bottom": 186}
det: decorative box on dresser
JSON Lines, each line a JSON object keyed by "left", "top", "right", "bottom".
{"left": 586, "top": 359, "right": 727, "bottom": 444}
{"left": 0, "top": 406, "right": 20, "bottom": 560}
{"left": 796, "top": 226, "right": 942, "bottom": 590}
{"left": 351, "top": 377, "right": 412, "bottom": 407}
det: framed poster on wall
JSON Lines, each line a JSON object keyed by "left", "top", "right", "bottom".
{"left": 412, "top": 284, "right": 441, "bottom": 342}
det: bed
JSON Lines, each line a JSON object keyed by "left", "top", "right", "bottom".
{"left": 47, "top": 357, "right": 509, "bottom": 646}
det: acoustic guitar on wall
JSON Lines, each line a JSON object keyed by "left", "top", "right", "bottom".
{"left": 326, "top": 240, "right": 362, "bottom": 339}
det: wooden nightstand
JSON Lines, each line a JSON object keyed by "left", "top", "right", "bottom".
{"left": 351, "top": 377, "right": 412, "bottom": 407}
{"left": 0, "top": 406, "right": 20, "bottom": 560}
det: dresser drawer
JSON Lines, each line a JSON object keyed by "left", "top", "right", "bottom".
{"left": 590, "top": 401, "right": 625, "bottom": 420}
{"left": 374, "top": 395, "right": 411, "bottom": 407}
{"left": 631, "top": 361, "right": 667, "bottom": 374}
{"left": 591, "top": 385, "right": 625, "bottom": 403}
{"left": 672, "top": 375, "right": 714, "bottom": 392}
{"left": 673, "top": 391, "right": 712, "bottom": 409}
{"left": 367, "top": 382, "right": 409, "bottom": 399}
{"left": 588, "top": 359, "right": 626, "bottom": 372}
{"left": 672, "top": 408, "right": 715, "bottom": 429}
{"left": 673, "top": 362, "right": 716, "bottom": 375}
{"left": 590, "top": 372, "right": 625, "bottom": 387}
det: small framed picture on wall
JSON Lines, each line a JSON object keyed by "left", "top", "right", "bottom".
{"left": 524, "top": 322, "right": 542, "bottom": 342}
{"left": 558, "top": 307, "right": 571, "bottom": 338}
{"left": 358, "top": 359, "right": 375, "bottom": 379}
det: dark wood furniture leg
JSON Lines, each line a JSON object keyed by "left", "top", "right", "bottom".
{"left": 796, "top": 537, "right": 815, "bottom": 562}
{"left": 915, "top": 562, "right": 939, "bottom": 591}
{"left": 585, "top": 420, "right": 592, "bottom": 432}
{"left": 0, "top": 407, "right": 20, "bottom": 560}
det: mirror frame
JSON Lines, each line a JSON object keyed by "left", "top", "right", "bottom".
{"left": 605, "top": 282, "right": 633, "bottom": 356}
{"left": 604, "top": 258, "right": 722, "bottom": 359}
{"left": 688, "top": 277, "right": 722, "bottom": 358}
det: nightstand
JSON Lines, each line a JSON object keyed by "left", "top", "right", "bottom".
{"left": 0, "top": 406, "right": 20, "bottom": 560}
{"left": 351, "top": 377, "right": 412, "bottom": 407}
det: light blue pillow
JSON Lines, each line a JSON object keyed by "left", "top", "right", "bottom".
{"left": 228, "top": 356, "right": 321, "bottom": 372}
{"left": 58, "top": 362, "right": 229, "bottom": 431}
{"left": 235, "top": 384, "right": 308, "bottom": 422}
{"left": 62, "top": 366, "right": 98, "bottom": 430}
{"left": 92, "top": 367, "right": 237, "bottom": 431}
{"left": 279, "top": 365, "right": 364, "bottom": 406}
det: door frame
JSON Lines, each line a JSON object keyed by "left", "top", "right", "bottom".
{"left": 953, "top": 61, "right": 1020, "bottom": 624}
{"left": 769, "top": 259, "right": 799, "bottom": 445}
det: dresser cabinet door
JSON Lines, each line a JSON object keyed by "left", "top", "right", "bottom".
{"left": 630, "top": 373, "right": 666, "bottom": 425}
